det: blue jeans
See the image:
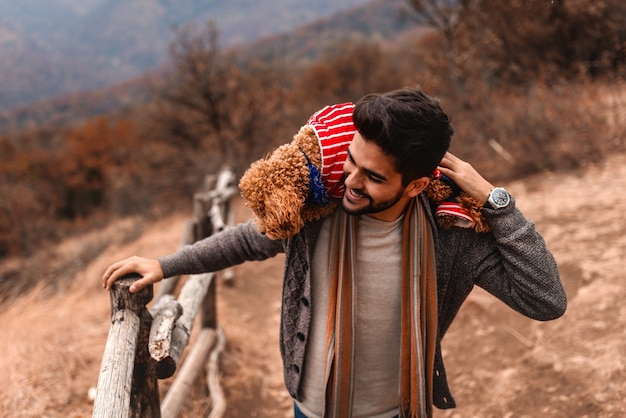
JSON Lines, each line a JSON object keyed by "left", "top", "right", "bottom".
{"left": 294, "top": 403, "right": 307, "bottom": 418}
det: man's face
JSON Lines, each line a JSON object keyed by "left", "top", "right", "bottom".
{"left": 342, "top": 132, "right": 426, "bottom": 222}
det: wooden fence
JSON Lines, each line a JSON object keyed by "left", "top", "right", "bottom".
{"left": 93, "top": 168, "right": 238, "bottom": 418}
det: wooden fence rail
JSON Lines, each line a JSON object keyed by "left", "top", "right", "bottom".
{"left": 93, "top": 168, "right": 238, "bottom": 418}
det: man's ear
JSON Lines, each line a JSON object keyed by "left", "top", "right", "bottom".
{"left": 406, "top": 177, "right": 430, "bottom": 198}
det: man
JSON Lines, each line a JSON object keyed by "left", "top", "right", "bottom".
{"left": 102, "top": 88, "right": 567, "bottom": 418}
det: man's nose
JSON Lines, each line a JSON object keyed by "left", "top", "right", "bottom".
{"left": 343, "top": 168, "right": 362, "bottom": 190}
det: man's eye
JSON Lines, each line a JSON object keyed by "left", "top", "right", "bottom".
{"left": 369, "top": 175, "right": 384, "bottom": 184}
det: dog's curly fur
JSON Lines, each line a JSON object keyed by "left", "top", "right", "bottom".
{"left": 425, "top": 178, "right": 489, "bottom": 232}
{"left": 239, "top": 126, "right": 337, "bottom": 239}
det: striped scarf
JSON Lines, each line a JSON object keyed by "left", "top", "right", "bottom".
{"left": 323, "top": 198, "right": 438, "bottom": 418}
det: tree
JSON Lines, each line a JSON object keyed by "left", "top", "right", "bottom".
{"left": 403, "top": 0, "right": 477, "bottom": 99}
{"left": 292, "top": 40, "right": 406, "bottom": 107}
{"left": 149, "top": 21, "right": 290, "bottom": 173}
{"left": 405, "top": 0, "right": 626, "bottom": 88}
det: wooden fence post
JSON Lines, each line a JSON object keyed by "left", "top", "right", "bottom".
{"left": 93, "top": 275, "right": 160, "bottom": 418}
{"left": 202, "top": 274, "right": 217, "bottom": 329}
{"left": 95, "top": 168, "right": 236, "bottom": 417}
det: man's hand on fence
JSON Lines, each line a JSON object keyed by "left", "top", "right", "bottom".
{"left": 102, "top": 256, "right": 164, "bottom": 293}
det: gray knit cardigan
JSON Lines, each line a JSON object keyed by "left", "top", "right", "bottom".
{"left": 159, "top": 193, "right": 567, "bottom": 410}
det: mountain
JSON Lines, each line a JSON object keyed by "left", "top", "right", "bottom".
{"left": 236, "top": 0, "right": 416, "bottom": 64}
{"left": 0, "top": 0, "right": 379, "bottom": 111}
{"left": 0, "top": 0, "right": 419, "bottom": 134}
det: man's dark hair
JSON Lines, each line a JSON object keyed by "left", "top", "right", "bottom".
{"left": 352, "top": 87, "right": 453, "bottom": 185}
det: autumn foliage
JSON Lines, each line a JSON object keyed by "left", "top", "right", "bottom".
{"left": 0, "top": 1, "right": 625, "bottom": 260}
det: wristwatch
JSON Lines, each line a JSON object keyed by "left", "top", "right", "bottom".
{"left": 487, "top": 187, "right": 510, "bottom": 209}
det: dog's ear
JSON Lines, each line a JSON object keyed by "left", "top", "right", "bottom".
{"left": 239, "top": 143, "right": 312, "bottom": 239}
{"left": 261, "top": 185, "right": 308, "bottom": 239}
{"left": 239, "top": 159, "right": 271, "bottom": 233}
{"left": 425, "top": 177, "right": 452, "bottom": 203}
{"left": 239, "top": 160, "right": 266, "bottom": 210}
{"left": 425, "top": 173, "right": 490, "bottom": 233}
{"left": 456, "top": 194, "right": 490, "bottom": 233}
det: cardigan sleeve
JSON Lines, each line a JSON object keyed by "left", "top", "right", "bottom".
{"left": 467, "top": 196, "right": 567, "bottom": 321}
{"left": 158, "top": 220, "right": 284, "bottom": 278}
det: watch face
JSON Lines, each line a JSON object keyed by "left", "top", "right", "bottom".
{"left": 493, "top": 190, "right": 508, "bottom": 205}
{"left": 489, "top": 188, "right": 510, "bottom": 208}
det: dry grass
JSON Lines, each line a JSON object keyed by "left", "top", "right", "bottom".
{"left": 0, "top": 213, "right": 186, "bottom": 418}
{"left": 0, "top": 284, "right": 108, "bottom": 417}
{"left": 450, "top": 79, "right": 626, "bottom": 183}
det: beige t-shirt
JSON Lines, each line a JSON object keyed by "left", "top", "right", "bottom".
{"left": 297, "top": 214, "right": 403, "bottom": 418}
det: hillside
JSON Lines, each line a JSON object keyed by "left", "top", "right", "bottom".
{"left": 233, "top": 0, "right": 415, "bottom": 64}
{"left": 0, "top": 149, "right": 624, "bottom": 417}
{"left": 0, "top": 0, "right": 414, "bottom": 133}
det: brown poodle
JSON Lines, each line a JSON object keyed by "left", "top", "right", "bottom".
{"left": 239, "top": 103, "right": 356, "bottom": 239}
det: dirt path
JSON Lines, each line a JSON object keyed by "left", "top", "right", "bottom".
{"left": 0, "top": 152, "right": 624, "bottom": 417}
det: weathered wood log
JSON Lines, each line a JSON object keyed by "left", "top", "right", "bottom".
{"left": 160, "top": 327, "right": 217, "bottom": 418}
{"left": 207, "top": 191, "right": 238, "bottom": 288}
{"left": 215, "top": 167, "right": 235, "bottom": 191}
{"left": 148, "top": 295, "right": 183, "bottom": 362}
{"left": 150, "top": 275, "right": 180, "bottom": 316}
{"left": 193, "top": 170, "right": 235, "bottom": 239}
{"left": 201, "top": 272, "right": 217, "bottom": 329}
{"left": 209, "top": 197, "right": 227, "bottom": 232}
{"left": 208, "top": 188, "right": 238, "bottom": 233}
{"left": 131, "top": 304, "right": 161, "bottom": 418}
{"left": 154, "top": 272, "right": 215, "bottom": 378}
{"left": 221, "top": 207, "right": 236, "bottom": 286}
{"left": 207, "top": 328, "right": 227, "bottom": 418}
{"left": 93, "top": 275, "right": 160, "bottom": 418}
{"left": 193, "top": 193, "right": 213, "bottom": 239}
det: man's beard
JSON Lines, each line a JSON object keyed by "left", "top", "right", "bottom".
{"left": 341, "top": 188, "right": 405, "bottom": 217}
